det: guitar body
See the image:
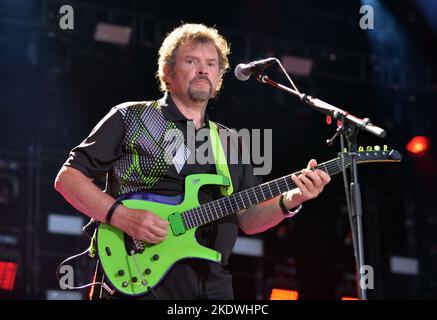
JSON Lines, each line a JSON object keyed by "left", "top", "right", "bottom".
{"left": 96, "top": 174, "right": 229, "bottom": 296}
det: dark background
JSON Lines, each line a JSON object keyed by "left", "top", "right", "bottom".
{"left": 0, "top": 0, "right": 436, "bottom": 299}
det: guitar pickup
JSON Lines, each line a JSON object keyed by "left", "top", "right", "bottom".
{"left": 168, "top": 213, "right": 186, "bottom": 236}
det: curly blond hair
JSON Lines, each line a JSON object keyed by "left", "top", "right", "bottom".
{"left": 157, "top": 23, "right": 231, "bottom": 95}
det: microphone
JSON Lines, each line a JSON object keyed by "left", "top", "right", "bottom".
{"left": 234, "top": 57, "right": 277, "bottom": 81}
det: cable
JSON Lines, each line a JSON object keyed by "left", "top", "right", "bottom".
{"left": 274, "top": 58, "right": 302, "bottom": 95}
{"left": 55, "top": 247, "right": 115, "bottom": 296}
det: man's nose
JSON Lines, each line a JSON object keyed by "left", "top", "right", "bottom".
{"left": 196, "top": 63, "right": 208, "bottom": 75}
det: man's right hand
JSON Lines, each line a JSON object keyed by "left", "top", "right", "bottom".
{"left": 110, "top": 206, "right": 169, "bottom": 244}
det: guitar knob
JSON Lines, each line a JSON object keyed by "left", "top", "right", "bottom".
{"left": 131, "top": 277, "right": 138, "bottom": 283}
{"left": 152, "top": 254, "right": 160, "bottom": 261}
{"left": 118, "top": 270, "right": 125, "bottom": 276}
{"left": 145, "top": 268, "right": 151, "bottom": 275}
{"left": 122, "top": 282, "right": 129, "bottom": 288}
{"left": 374, "top": 145, "right": 381, "bottom": 151}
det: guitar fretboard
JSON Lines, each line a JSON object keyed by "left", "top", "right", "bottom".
{"left": 181, "top": 157, "right": 344, "bottom": 230}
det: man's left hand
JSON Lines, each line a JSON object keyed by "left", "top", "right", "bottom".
{"left": 284, "top": 159, "right": 331, "bottom": 209}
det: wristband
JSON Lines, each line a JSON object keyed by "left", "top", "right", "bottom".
{"left": 106, "top": 200, "right": 122, "bottom": 225}
{"left": 279, "top": 194, "right": 303, "bottom": 218}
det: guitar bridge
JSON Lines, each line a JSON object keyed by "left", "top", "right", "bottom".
{"left": 133, "top": 238, "right": 145, "bottom": 252}
{"left": 124, "top": 233, "right": 146, "bottom": 254}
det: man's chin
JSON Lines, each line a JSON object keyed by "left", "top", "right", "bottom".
{"left": 188, "top": 90, "right": 211, "bottom": 102}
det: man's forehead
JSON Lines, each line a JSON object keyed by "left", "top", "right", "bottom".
{"left": 176, "top": 40, "right": 218, "bottom": 59}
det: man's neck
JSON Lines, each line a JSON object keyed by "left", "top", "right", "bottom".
{"left": 170, "top": 93, "right": 208, "bottom": 129}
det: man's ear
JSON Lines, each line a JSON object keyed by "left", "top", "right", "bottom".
{"left": 163, "top": 65, "right": 173, "bottom": 89}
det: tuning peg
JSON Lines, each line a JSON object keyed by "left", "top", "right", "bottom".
{"left": 383, "top": 145, "right": 388, "bottom": 151}
{"left": 366, "top": 146, "right": 373, "bottom": 151}
{"left": 374, "top": 145, "right": 381, "bottom": 151}
{"left": 358, "top": 146, "right": 364, "bottom": 152}
{"left": 343, "top": 147, "right": 348, "bottom": 153}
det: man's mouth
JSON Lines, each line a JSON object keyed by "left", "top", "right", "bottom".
{"left": 192, "top": 78, "right": 211, "bottom": 85}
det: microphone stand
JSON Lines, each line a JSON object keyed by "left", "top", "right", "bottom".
{"left": 254, "top": 69, "right": 386, "bottom": 300}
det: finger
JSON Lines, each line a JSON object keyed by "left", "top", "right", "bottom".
{"left": 143, "top": 231, "right": 161, "bottom": 244}
{"left": 154, "top": 217, "right": 170, "bottom": 229}
{"left": 152, "top": 213, "right": 170, "bottom": 228}
{"left": 298, "top": 174, "right": 317, "bottom": 195}
{"left": 307, "top": 159, "right": 317, "bottom": 170}
{"left": 316, "top": 170, "right": 331, "bottom": 184}
{"left": 150, "top": 235, "right": 166, "bottom": 243}
{"left": 303, "top": 169, "right": 322, "bottom": 189}
{"left": 150, "top": 224, "right": 168, "bottom": 238}
{"left": 292, "top": 174, "right": 310, "bottom": 197}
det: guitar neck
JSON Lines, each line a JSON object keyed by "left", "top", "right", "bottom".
{"left": 181, "top": 156, "right": 348, "bottom": 230}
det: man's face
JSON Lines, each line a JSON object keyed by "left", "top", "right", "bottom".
{"left": 165, "top": 40, "right": 220, "bottom": 102}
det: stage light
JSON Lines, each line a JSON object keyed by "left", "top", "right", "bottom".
{"left": 47, "top": 213, "right": 84, "bottom": 236}
{"left": 0, "top": 261, "right": 18, "bottom": 291}
{"left": 94, "top": 22, "right": 132, "bottom": 45}
{"left": 269, "top": 288, "right": 299, "bottom": 300}
{"left": 46, "top": 290, "right": 83, "bottom": 300}
{"left": 280, "top": 55, "right": 313, "bottom": 77}
{"left": 341, "top": 296, "right": 359, "bottom": 300}
{"left": 406, "top": 136, "right": 430, "bottom": 156}
{"left": 232, "top": 236, "right": 264, "bottom": 257}
{"left": 390, "top": 256, "right": 419, "bottom": 276}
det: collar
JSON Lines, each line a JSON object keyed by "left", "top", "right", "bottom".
{"left": 160, "top": 93, "right": 210, "bottom": 126}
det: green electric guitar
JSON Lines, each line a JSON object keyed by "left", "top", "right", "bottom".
{"left": 96, "top": 146, "right": 401, "bottom": 296}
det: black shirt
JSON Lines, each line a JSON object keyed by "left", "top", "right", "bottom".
{"left": 64, "top": 94, "right": 258, "bottom": 299}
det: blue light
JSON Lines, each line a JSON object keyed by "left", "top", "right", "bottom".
{"left": 416, "top": 0, "right": 437, "bottom": 33}
{"left": 360, "top": 0, "right": 409, "bottom": 58}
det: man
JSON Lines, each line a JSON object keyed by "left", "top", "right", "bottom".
{"left": 54, "top": 23, "right": 331, "bottom": 300}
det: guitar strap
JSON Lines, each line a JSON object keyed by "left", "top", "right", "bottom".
{"left": 208, "top": 121, "right": 234, "bottom": 197}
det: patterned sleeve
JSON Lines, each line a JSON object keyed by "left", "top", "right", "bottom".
{"left": 63, "top": 107, "right": 125, "bottom": 180}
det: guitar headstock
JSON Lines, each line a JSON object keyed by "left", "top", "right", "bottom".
{"left": 338, "top": 145, "right": 402, "bottom": 165}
